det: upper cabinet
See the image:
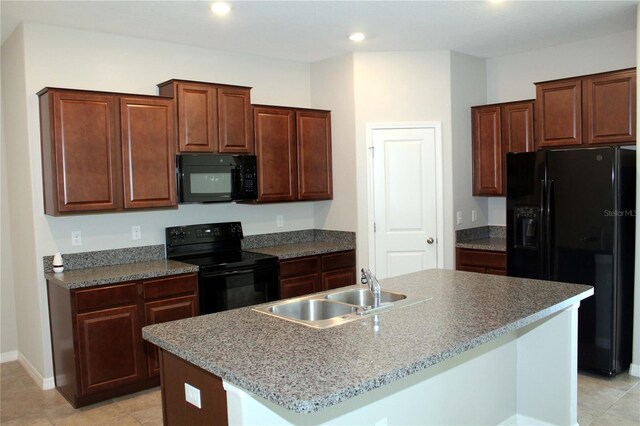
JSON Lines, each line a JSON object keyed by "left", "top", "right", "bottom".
{"left": 157, "top": 80, "right": 253, "bottom": 154}
{"left": 39, "top": 88, "right": 177, "bottom": 215}
{"left": 472, "top": 100, "right": 534, "bottom": 196}
{"left": 535, "top": 68, "right": 635, "bottom": 148}
{"left": 253, "top": 105, "right": 332, "bottom": 203}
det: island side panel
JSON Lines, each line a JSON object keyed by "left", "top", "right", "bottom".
{"left": 516, "top": 304, "right": 578, "bottom": 425}
{"left": 159, "top": 350, "right": 228, "bottom": 426}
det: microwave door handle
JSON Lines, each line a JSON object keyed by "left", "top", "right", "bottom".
{"left": 200, "top": 269, "right": 255, "bottom": 279}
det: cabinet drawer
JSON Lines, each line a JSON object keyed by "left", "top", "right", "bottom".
{"left": 75, "top": 283, "right": 138, "bottom": 312}
{"left": 321, "top": 251, "right": 355, "bottom": 271}
{"left": 456, "top": 248, "right": 506, "bottom": 269}
{"left": 143, "top": 274, "right": 197, "bottom": 300}
{"left": 279, "top": 256, "right": 320, "bottom": 278}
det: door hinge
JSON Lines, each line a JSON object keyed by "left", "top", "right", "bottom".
{"left": 374, "top": 222, "right": 377, "bottom": 232}
{"left": 369, "top": 146, "right": 374, "bottom": 158}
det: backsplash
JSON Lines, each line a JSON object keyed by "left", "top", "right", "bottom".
{"left": 456, "top": 226, "right": 506, "bottom": 242}
{"left": 43, "top": 245, "right": 165, "bottom": 273}
{"left": 242, "top": 229, "right": 355, "bottom": 249}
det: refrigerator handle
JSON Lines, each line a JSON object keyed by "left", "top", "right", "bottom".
{"left": 546, "top": 180, "right": 555, "bottom": 279}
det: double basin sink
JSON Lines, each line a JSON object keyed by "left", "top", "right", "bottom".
{"left": 253, "top": 286, "right": 428, "bottom": 329}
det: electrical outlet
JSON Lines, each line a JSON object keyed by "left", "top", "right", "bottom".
{"left": 472, "top": 210, "right": 477, "bottom": 222}
{"left": 456, "top": 211, "right": 463, "bottom": 225}
{"left": 132, "top": 226, "right": 141, "bottom": 240}
{"left": 184, "top": 383, "right": 201, "bottom": 408}
{"left": 276, "top": 215, "right": 284, "bottom": 227}
{"left": 71, "top": 231, "right": 82, "bottom": 246}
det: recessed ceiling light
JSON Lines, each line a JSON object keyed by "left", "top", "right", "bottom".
{"left": 349, "top": 32, "right": 366, "bottom": 42}
{"left": 211, "top": 2, "right": 232, "bottom": 15}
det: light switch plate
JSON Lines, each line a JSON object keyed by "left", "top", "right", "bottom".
{"left": 132, "top": 226, "right": 141, "bottom": 240}
{"left": 276, "top": 215, "right": 284, "bottom": 227}
{"left": 472, "top": 210, "right": 477, "bottom": 222}
{"left": 71, "top": 231, "right": 82, "bottom": 246}
{"left": 456, "top": 211, "right": 463, "bottom": 225}
{"left": 184, "top": 383, "right": 201, "bottom": 408}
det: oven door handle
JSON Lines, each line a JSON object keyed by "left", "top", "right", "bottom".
{"left": 200, "top": 269, "right": 255, "bottom": 279}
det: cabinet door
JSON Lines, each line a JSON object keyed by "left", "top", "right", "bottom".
{"left": 322, "top": 268, "right": 356, "bottom": 291}
{"left": 584, "top": 70, "right": 636, "bottom": 145}
{"left": 296, "top": 111, "right": 333, "bottom": 200}
{"left": 144, "top": 295, "right": 198, "bottom": 376}
{"left": 76, "top": 305, "right": 143, "bottom": 395}
{"left": 43, "top": 91, "right": 120, "bottom": 214}
{"left": 535, "top": 79, "right": 582, "bottom": 148}
{"left": 472, "top": 105, "right": 503, "bottom": 196}
{"left": 175, "top": 83, "right": 217, "bottom": 152}
{"left": 120, "top": 97, "right": 177, "bottom": 209}
{"left": 502, "top": 102, "right": 534, "bottom": 154}
{"left": 253, "top": 107, "right": 297, "bottom": 202}
{"left": 217, "top": 87, "right": 253, "bottom": 153}
{"left": 280, "top": 274, "right": 320, "bottom": 299}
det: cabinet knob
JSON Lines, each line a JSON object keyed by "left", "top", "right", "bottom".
{"left": 427, "top": 237, "right": 435, "bottom": 245}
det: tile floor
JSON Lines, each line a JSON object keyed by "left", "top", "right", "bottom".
{"left": 1, "top": 360, "right": 639, "bottom": 425}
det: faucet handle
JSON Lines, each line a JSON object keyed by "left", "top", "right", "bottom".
{"left": 360, "top": 268, "right": 368, "bottom": 285}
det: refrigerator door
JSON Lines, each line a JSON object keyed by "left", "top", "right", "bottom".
{"left": 546, "top": 147, "right": 616, "bottom": 374}
{"left": 506, "top": 151, "right": 545, "bottom": 279}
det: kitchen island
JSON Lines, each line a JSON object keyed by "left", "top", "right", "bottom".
{"left": 143, "top": 269, "right": 592, "bottom": 425}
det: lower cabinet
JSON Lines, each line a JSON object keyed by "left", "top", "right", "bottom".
{"left": 455, "top": 248, "right": 506, "bottom": 276}
{"left": 47, "top": 273, "right": 198, "bottom": 407}
{"left": 279, "top": 250, "right": 356, "bottom": 299}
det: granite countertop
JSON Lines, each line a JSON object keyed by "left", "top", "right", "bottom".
{"left": 248, "top": 240, "right": 355, "bottom": 259}
{"left": 456, "top": 237, "right": 507, "bottom": 252}
{"left": 45, "top": 260, "right": 199, "bottom": 290}
{"left": 142, "top": 269, "right": 592, "bottom": 414}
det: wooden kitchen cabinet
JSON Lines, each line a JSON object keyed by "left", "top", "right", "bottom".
{"left": 455, "top": 248, "right": 506, "bottom": 276}
{"left": 38, "top": 88, "right": 178, "bottom": 215}
{"left": 120, "top": 97, "right": 176, "bottom": 209}
{"left": 39, "top": 90, "right": 121, "bottom": 214}
{"left": 472, "top": 100, "right": 534, "bottom": 196}
{"left": 279, "top": 250, "right": 356, "bottom": 298}
{"left": 252, "top": 105, "right": 332, "bottom": 203}
{"left": 158, "top": 80, "right": 253, "bottom": 154}
{"left": 535, "top": 68, "right": 635, "bottom": 148}
{"left": 46, "top": 272, "right": 198, "bottom": 407}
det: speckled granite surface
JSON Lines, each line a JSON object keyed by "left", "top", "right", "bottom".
{"left": 43, "top": 245, "right": 165, "bottom": 273}
{"left": 45, "top": 260, "right": 198, "bottom": 289}
{"left": 244, "top": 229, "right": 355, "bottom": 259}
{"left": 456, "top": 226, "right": 506, "bottom": 252}
{"left": 142, "top": 269, "right": 592, "bottom": 414}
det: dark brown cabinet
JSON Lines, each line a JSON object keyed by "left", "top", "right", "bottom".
{"left": 253, "top": 105, "right": 332, "bottom": 203}
{"left": 158, "top": 80, "right": 253, "bottom": 154}
{"left": 120, "top": 97, "right": 176, "bottom": 209}
{"left": 38, "top": 88, "right": 177, "bottom": 215}
{"left": 472, "top": 100, "right": 534, "bottom": 196}
{"left": 535, "top": 68, "right": 635, "bottom": 148}
{"left": 46, "top": 273, "right": 198, "bottom": 407}
{"left": 279, "top": 250, "right": 355, "bottom": 299}
{"left": 455, "top": 248, "right": 506, "bottom": 276}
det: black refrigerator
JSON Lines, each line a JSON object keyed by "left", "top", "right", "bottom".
{"left": 506, "top": 146, "right": 636, "bottom": 376}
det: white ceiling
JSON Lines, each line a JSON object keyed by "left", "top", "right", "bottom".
{"left": 1, "top": 1, "right": 637, "bottom": 63}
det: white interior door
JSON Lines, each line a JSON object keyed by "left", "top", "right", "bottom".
{"left": 372, "top": 126, "right": 440, "bottom": 279}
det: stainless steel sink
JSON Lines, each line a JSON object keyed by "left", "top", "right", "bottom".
{"left": 269, "top": 299, "right": 357, "bottom": 321}
{"left": 326, "top": 288, "right": 406, "bottom": 306}
{"left": 253, "top": 285, "right": 429, "bottom": 329}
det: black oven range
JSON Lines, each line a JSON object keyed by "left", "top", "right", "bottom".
{"left": 166, "top": 222, "right": 279, "bottom": 314}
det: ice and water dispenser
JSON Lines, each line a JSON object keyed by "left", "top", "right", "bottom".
{"left": 514, "top": 206, "right": 538, "bottom": 248}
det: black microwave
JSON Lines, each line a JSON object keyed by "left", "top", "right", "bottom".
{"left": 177, "top": 154, "right": 257, "bottom": 203}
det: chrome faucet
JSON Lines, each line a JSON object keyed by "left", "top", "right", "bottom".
{"left": 361, "top": 268, "right": 381, "bottom": 308}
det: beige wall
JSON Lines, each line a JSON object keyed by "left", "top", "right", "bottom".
{"left": 311, "top": 54, "right": 357, "bottom": 232}
{"left": 352, "top": 51, "right": 455, "bottom": 269}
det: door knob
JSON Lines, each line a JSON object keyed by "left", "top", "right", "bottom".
{"left": 427, "top": 237, "right": 434, "bottom": 244}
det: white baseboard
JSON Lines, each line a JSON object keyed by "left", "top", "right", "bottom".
{"left": 500, "top": 414, "right": 563, "bottom": 426}
{"left": 17, "top": 352, "right": 55, "bottom": 390}
{"left": 629, "top": 363, "right": 640, "bottom": 378}
{"left": 0, "top": 350, "right": 18, "bottom": 363}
